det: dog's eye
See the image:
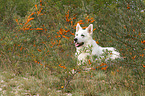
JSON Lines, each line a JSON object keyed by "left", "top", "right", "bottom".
{"left": 76, "top": 34, "right": 78, "bottom": 36}
{"left": 81, "top": 34, "right": 85, "bottom": 37}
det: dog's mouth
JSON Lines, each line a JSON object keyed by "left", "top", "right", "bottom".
{"left": 75, "top": 42, "right": 84, "bottom": 47}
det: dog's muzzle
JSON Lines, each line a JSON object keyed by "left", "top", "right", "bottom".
{"left": 74, "top": 38, "right": 84, "bottom": 47}
{"left": 74, "top": 38, "right": 78, "bottom": 43}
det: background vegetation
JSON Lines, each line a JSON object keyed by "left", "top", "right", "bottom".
{"left": 0, "top": 0, "right": 144, "bottom": 95}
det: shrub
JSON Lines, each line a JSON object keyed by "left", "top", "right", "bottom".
{"left": 0, "top": 0, "right": 144, "bottom": 95}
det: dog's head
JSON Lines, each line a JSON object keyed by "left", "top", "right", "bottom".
{"left": 74, "top": 23, "right": 93, "bottom": 47}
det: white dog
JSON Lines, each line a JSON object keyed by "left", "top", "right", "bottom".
{"left": 74, "top": 23, "right": 120, "bottom": 65}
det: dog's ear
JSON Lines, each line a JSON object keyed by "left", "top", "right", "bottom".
{"left": 76, "top": 23, "right": 82, "bottom": 32}
{"left": 86, "top": 24, "right": 93, "bottom": 34}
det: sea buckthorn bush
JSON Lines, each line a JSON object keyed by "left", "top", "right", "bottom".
{"left": 0, "top": 0, "right": 144, "bottom": 95}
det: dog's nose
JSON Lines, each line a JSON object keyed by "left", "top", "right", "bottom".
{"left": 74, "top": 38, "right": 78, "bottom": 42}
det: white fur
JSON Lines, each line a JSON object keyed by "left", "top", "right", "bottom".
{"left": 74, "top": 23, "right": 120, "bottom": 65}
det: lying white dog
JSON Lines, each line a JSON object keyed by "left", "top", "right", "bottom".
{"left": 74, "top": 23, "right": 120, "bottom": 65}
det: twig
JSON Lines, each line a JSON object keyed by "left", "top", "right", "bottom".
{"left": 63, "top": 70, "right": 79, "bottom": 90}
